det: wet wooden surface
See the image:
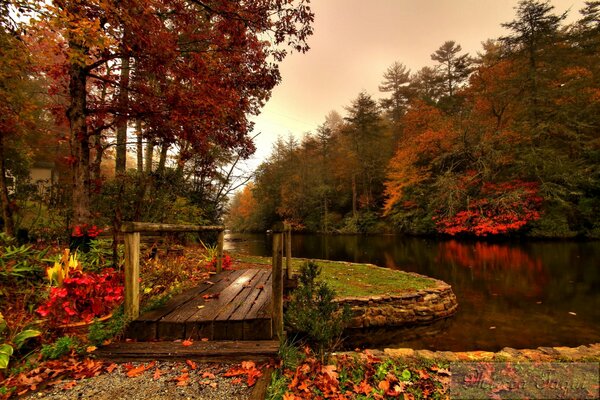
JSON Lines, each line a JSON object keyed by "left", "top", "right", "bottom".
{"left": 127, "top": 269, "right": 273, "bottom": 341}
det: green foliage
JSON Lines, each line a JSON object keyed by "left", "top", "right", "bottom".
{"left": 40, "top": 336, "right": 82, "bottom": 360}
{"left": 284, "top": 261, "right": 351, "bottom": 360}
{"left": 278, "top": 339, "right": 305, "bottom": 371}
{"left": 77, "top": 239, "right": 123, "bottom": 272}
{"left": 0, "top": 312, "right": 41, "bottom": 370}
{"left": 0, "top": 343, "right": 13, "bottom": 369}
{"left": 0, "top": 242, "right": 49, "bottom": 285}
{"left": 87, "top": 308, "right": 128, "bottom": 346}
{"left": 265, "top": 368, "right": 290, "bottom": 400}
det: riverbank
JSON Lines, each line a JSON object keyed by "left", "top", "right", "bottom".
{"left": 268, "top": 343, "right": 600, "bottom": 399}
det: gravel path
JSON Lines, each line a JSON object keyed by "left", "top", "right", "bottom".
{"left": 24, "top": 361, "right": 255, "bottom": 400}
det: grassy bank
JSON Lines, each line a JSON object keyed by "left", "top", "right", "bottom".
{"left": 232, "top": 254, "right": 437, "bottom": 297}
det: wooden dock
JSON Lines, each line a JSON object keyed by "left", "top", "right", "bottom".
{"left": 97, "top": 222, "right": 291, "bottom": 363}
{"left": 126, "top": 269, "right": 273, "bottom": 341}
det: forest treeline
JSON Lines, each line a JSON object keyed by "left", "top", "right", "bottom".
{"left": 227, "top": 1, "right": 600, "bottom": 238}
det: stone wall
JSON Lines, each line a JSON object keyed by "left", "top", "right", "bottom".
{"left": 335, "top": 274, "right": 458, "bottom": 329}
{"left": 361, "top": 343, "right": 600, "bottom": 362}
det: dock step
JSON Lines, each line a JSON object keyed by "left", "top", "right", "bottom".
{"left": 94, "top": 340, "right": 279, "bottom": 363}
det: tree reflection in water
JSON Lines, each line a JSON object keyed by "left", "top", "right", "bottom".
{"left": 226, "top": 233, "right": 600, "bottom": 351}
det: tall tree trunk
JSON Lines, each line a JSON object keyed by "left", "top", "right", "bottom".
{"left": 145, "top": 140, "right": 154, "bottom": 174}
{"left": 67, "top": 52, "right": 91, "bottom": 227}
{"left": 0, "top": 134, "right": 15, "bottom": 237}
{"left": 90, "top": 138, "right": 103, "bottom": 184}
{"left": 157, "top": 141, "right": 169, "bottom": 175}
{"left": 115, "top": 32, "right": 130, "bottom": 174}
{"left": 136, "top": 120, "right": 143, "bottom": 172}
{"left": 352, "top": 173, "right": 357, "bottom": 218}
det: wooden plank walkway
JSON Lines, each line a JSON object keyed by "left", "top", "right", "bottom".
{"left": 126, "top": 268, "right": 273, "bottom": 341}
{"left": 95, "top": 340, "right": 279, "bottom": 363}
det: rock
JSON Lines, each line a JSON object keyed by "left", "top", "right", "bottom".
{"left": 383, "top": 348, "right": 415, "bottom": 358}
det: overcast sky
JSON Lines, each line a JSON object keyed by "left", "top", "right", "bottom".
{"left": 245, "top": 0, "right": 586, "bottom": 170}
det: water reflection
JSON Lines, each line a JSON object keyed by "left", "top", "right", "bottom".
{"left": 225, "top": 233, "right": 600, "bottom": 351}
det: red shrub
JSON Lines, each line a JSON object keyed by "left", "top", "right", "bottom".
{"left": 36, "top": 269, "right": 124, "bottom": 325}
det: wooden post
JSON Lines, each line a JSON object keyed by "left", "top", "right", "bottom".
{"left": 285, "top": 224, "right": 292, "bottom": 280}
{"left": 124, "top": 232, "right": 141, "bottom": 320}
{"left": 216, "top": 229, "right": 225, "bottom": 273}
{"left": 271, "top": 223, "right": 284, "bottom": 340}
{"left": 120, "top": 221, "right": 225, "bottom": 321}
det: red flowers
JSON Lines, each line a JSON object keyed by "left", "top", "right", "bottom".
{"left": 71, "top": 224, "right": 102, "bottom": 238}
{"left": 37, "top": 269, "right": 124, "bottom": 325}
{"left": 207, "top": 254, "right": 232, "bottom": 271}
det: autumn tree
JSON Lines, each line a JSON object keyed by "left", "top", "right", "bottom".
{"left": 19, "top": 0, "right": 314, "bottom": 228}
{"left": 343, "top": 92, "right": 390, "bottom": 217}
{"left": 500, "top": 0, "right": 566, "bottom": 124}
{"left": 378, "top": 62, "right": 413, "bottom": 128}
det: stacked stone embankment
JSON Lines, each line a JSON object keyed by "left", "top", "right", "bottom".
{"left": 336, "top": 273, "right": 458, "bottom": 329}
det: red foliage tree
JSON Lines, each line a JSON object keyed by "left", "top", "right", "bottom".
{"left": 20, "top": 0, "right": 313, "bottom": 226}
{"left": 435, "top": 180, "right": 543, "bottom": 236}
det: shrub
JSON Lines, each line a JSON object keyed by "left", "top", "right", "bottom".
{"left": 87, "top": 306, "right": 127, "bottom": 346}
{"left": 284, "top": 261, "right": 350, "bottom": 360}
{"left": 40, "top": 336, "right": 82, "bottom": 360}
{"left": 36, "top": 269, "right": 124, "bottom": 325}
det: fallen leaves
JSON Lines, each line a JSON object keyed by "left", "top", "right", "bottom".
{"left": 224, "top": 360, "right": 263, "bottom": 387}
{"left": 182, "top": 339, "right": 193, "bottom": 347}
{"left": 174, "top": 372, "right": 190, "bottom": 386}
{"left": 186, "top": 359, "right": 197, "bottom": 370}
{"left": 280, "top": 350, "right": 456, "bottom": 399}
{"left": 0, "top": 357, "right": 108, "bottom": 398}
{"left": 124, "top": 361, "right": 156, "bottom": 378}
{"left": 202, "top": 293, "right": 220, "bottom": 300}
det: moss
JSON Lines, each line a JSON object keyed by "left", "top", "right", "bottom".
{"left": 233, "top": 255, "right": 437, "bottom": 298}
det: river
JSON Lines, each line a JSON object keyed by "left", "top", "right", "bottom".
{"left": 225, "top": 233, "right": 600, "bottom": 351}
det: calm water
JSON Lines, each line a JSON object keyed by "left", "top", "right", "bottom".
{"left": 225, "top": 233, "right": 600, "bottom": 351}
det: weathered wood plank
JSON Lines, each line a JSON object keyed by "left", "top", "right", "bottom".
{"left": 271, "top": 231, "right": 283, "bottom": 340}
{"left": 121, "top": 222, "right": 224, "bottom": 233}
{"left": 157, "top": 269, "right": 246, "bottom": 340}
{"left": 216, "top": 230, "right": 224, "bottom": 273}
{"left": 285, "top": 227, "right": 292, "bottom": 280}
{"left": 126, "top": 272, "right": 235, "bottom": 340}
{"left": 124, "top": 232, "right": 141, "bottom": 319}
{"left": 126, "top": 268, "right": 275, "bottom": 342}
{"left": 243, "top": 318, "right": 273, "bottom": 340}
{"left": 250, "top": 366, "right": 274, "bottom": 400}
{"left": 212, "top": 270, "right": 265, "bottom": 340}
{"left": 182, "top": 269, "right": 259, "bottom": 323}
{"left": 94, "top": 340, "right": 279, "bottom": 363}
{"left": 213, "top": 270, "right": 273, "bottom": 340}
{"left": 229, "top": 270, "right": 271, "bottom": 321}
{"left": 139, "top": 271, "right": 235, "bottom": 322}
{"left": 215, "top": 269, "right": 264, "bottom": 321}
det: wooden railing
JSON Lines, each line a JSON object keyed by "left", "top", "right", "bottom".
{"left": 271, "top": 222, "right": 292, "bottom": 340}
{"left": 121, "top": 222, "right": 225, "bottom": 319}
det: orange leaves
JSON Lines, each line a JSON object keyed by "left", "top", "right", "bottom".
{"left": 224, "top": 360, "right": 263, "bottom": 387}
{"left": 279, "top": 350, "right": 457, "bottom": 399}
{"left": 182, "top": 339, "right": 193, "bottom": 347}
{"left": 185, "top": 360, "right": 197, "bottom": 370}
{"left": 174, "top": 372, "right": 190, "bottom": 386}
{"left": 124, "top": 361, "right": 155, "bottom": 378}
{"left": 353, "top": 380, "right": 372, "bottom": 395}
{"left": 0, "top": 357, "right": 108, "bottom": 397}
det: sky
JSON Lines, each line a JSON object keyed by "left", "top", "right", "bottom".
{"left": 245, "top": 0, "right": 587, "bottom": 170}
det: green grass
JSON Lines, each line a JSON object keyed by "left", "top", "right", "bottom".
{"left": 232, "top": 254, "right": 436, "bottom": 297}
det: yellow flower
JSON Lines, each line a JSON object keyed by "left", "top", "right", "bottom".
{"left": 46, "top": 262, "right": 61, "bottom": 285}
